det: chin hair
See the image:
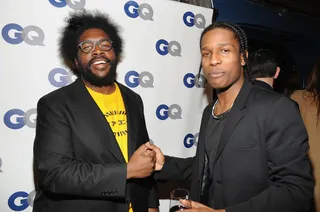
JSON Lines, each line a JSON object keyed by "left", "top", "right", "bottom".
{"left": 79, "top": 62, "right": 118, "bottom": 87}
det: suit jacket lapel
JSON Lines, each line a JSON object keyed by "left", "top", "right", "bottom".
{"left": 117, "top": 83, "right": 137, "bottom": 159}
{"left": 70, "top": 79, "right": 126, "bottom": 163}
{"left": 198, "top": 103, "right": 213, "bottom": 175}
{"left": 213, "top": 79, "right": 252, "bottom": 166}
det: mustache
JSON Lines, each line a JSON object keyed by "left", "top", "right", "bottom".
{"left": 88, "top": 56, "right": 115, "bottom": 67}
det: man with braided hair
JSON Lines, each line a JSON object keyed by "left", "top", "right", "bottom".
{"left": 33, "top": 10, "right": 159, "bottom": 212}
{"left": 146, "top": 21, "right": 314, "bottom": 212}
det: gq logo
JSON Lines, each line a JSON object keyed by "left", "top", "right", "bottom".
{"left": 183, "top": 73, "right": 207, "bottom": 88}
{"left": 183, "top": 11, "right": 206, "bottom": 29}
{"left": 49, "top": 0, "right": 86, "bottom": 10}
{"left": 156, "top": 104, "right": 182, "bottom": 120}
{"left": 155, "top": 39, "right": 181, "bottom": 56}
{"left": 184, "top": 133, "right": 199, "bottom": 148}
{"left": 8, "top": 190, "right": 36, "bottom": 211}
{"left": 124, "top": 1, "right": 154, "bottom": 21}
{"left": 3, "top": 109, "right": 37, "bottom": 129}
{"left": 49, "top": 68, "right": 76, "bottom": 87}
{"left": 124, "top": 71, "right": 154, "bottom": 88}
{"left": 2, "top": 23, "right": 45, "bottom": 46}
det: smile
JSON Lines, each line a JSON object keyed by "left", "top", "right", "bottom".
{"left": 92, "top": 60, "right": 107, "bottom": 65}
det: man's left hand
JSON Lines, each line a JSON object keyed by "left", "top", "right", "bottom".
{"left": 180, "top": 199, "right": 226, "bottom": 212}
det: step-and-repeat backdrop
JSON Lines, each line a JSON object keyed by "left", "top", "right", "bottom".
{"left": 0, "top": 0, "right": 213, "bottom": 211}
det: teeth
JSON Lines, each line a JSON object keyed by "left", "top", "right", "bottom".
{"left": 93, "top": 61, "right": 107, "bottom": 65}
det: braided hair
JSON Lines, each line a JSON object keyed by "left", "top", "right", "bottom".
{"left": 197, "top": 21, "right": 252, "bottom": 84}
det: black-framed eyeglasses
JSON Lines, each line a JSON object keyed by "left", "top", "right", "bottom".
{"left": 78, "top": 39, "right": 113, "bottom": 53}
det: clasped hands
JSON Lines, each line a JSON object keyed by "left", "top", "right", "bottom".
{"left": 126, "top": 142, "right": 164, "bottom": 179}
{"left": 127, "top": 143, "right": 225, "bottom": 212}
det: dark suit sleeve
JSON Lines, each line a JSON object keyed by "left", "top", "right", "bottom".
{"left": 155, "top": 156, "right": 194, "bottom": 181}
{"left": 154, "top": 104, "right": 212, "bottom": 182}
{"left": 154, "top": 104, "right": 213, "bottom": 182}
{"left": 34, "top": 97, "right": 127, "bottom": 198}
{"left": 137, "top": 96, "right": 160, "bottom": 208}
{"left": 148, "top": 178, "right": 160, "bottom": 208}
{"left": 227, "top": 96, "right": 314, "bottom": 212}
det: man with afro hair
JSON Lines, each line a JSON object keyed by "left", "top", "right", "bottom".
{"left": 33, "top": 10, "right": 159, "bottom": 212}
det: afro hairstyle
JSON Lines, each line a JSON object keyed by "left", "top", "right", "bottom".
{"left": 58, "top": 10, "right": 123, "bottom": 76}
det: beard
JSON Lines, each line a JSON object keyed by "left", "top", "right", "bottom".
{"left": 77, "top": 56, "right": 118, "bottom": 87}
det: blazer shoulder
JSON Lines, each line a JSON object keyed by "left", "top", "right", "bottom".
{"left": 38, "top": 82, "right": 74, "bottom": 105}
{"left": 249, "top": 86, "right": 299, "bottom": 110}
{"left": 250, "top": 86, "right": 282, "bottom": 104}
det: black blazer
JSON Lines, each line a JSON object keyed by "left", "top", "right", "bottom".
{"left": 252, "top": 79, "right": 273, "bottom": 90}
{"left": 157, "top": 80, "right": 314, "bottom": 212}
{"left": 33, "top": 79, "right": 158, "bottom": 212}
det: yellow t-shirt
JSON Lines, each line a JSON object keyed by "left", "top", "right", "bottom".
{"left": 86, "top": 83, "right": 133, "bottom": 211}
{"left": 86, "top": 83, "right": 128, "bottom": 161}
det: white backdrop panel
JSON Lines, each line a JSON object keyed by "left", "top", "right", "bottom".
{"left": 0, "top": 0, "right": 213, "bottom": 211}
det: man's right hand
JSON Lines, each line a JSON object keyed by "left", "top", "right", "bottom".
{"left": 145, "top": 142, "right": 165, "bottom": 171}
{"left": 127, "top": 144, "right": 156, "bottom": 179}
